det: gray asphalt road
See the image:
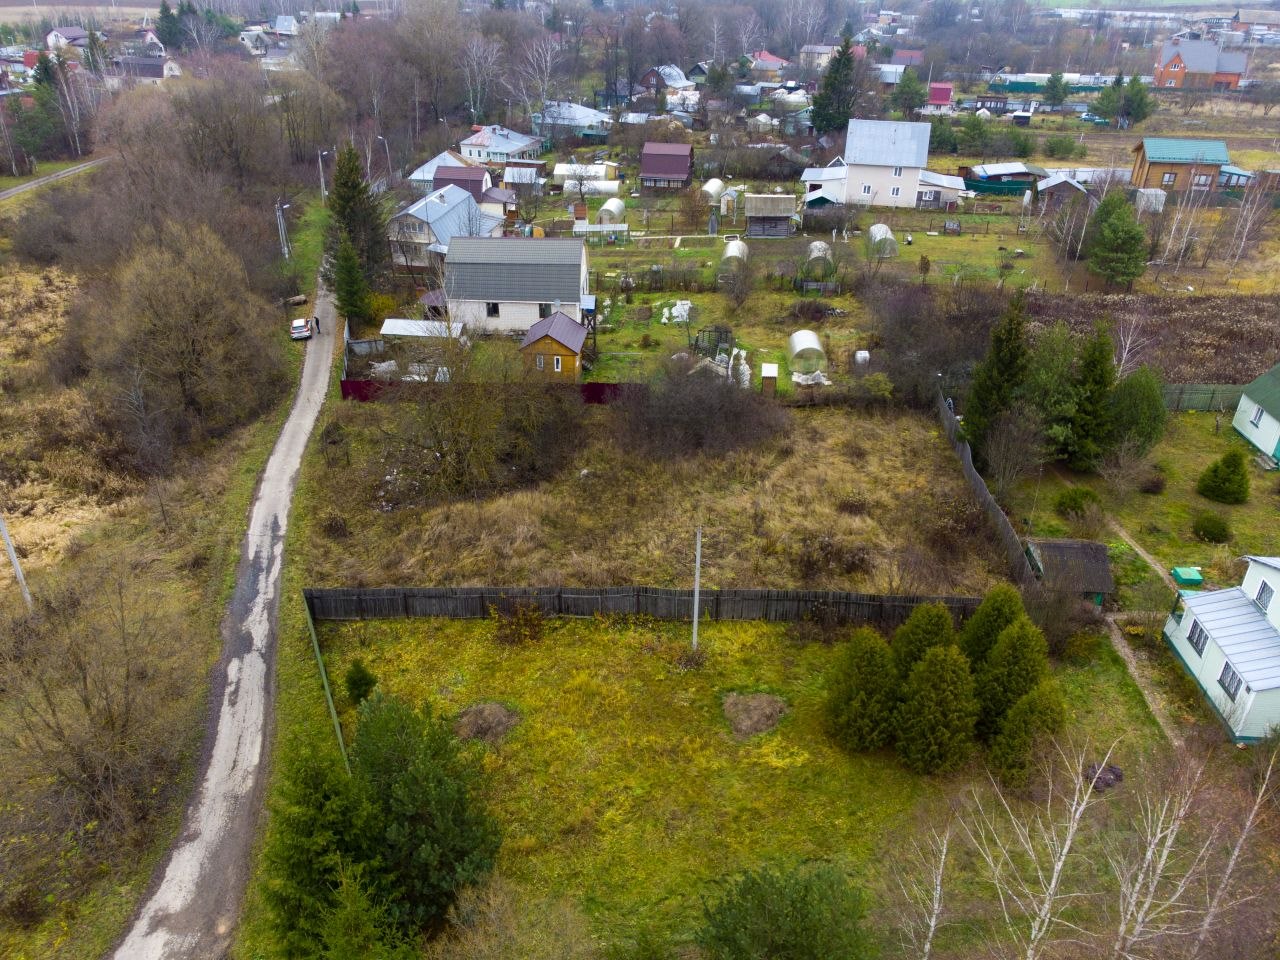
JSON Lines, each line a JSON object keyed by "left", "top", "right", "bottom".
{"left": 111, "top": 291, "right": 336, "bottom": 960}
{"left": 0, "top": 156, "right": 110, "bottom": 203}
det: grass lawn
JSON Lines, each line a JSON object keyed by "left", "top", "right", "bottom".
{"left": 0, "top": 158, "right": 89, "bottom": 194}
{"left": 288, "top": 196, "right": 327, "bottom": 298}
{"left": 272, "top": 612, "right": 1166, "bottom": 951}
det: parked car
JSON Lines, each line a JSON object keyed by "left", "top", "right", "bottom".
{"left": 290, "top": 317, "right": 313, "bottom": 340}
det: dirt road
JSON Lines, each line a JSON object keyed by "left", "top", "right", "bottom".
{"left": 0, "top": 156, "right": 110, "bottom": 203}
{"left": 111, "top": 292, "right": 336, "bottom": 959}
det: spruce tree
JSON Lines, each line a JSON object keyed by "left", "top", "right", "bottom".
{"left": 811, "top": 36, "right": 859, "bottom": 135}
{"left": 989, "top": 680, "right": 1066, "bottom": 789}
{"left": 959, "top": 584, "right": 1025, "bottom": 667}
{"left": 1110, "top": 366, "right": 1166, "bottom": 453}
{"left": 964, "top": 291, "right": 1029, "bottom": 457}
{"left": 891, "top": 602, "right": 955, "bottom": 683}
{"left": 328, "top": 143, "right": 389, "bottom": 279}
{"left": 976, "top": 617, "right": 1049, "bottom": 741}
{"left": 892, "top": 68, "right": 927, "bottom": 118}
{"left": 896, "top": 645, "right": 978, "bottom": 775}
{"left": 156, "top": 0, "right": 183, "bottom": 50}
{"left": 826, "top": 627, "right": 898, "bottom": 752}
{"left": 1196, "top": 449, "right": 1249, "bottom": 504}
{"left": 1088, "top": 200, "right": 1147, "bottom": 288}
{"left": 333, "top": 234, "right": 372, "bottom": 328}
{"left": 1043, "top": 72, "right": 1069, "bottom": 111}
{"left": 1066, "top": 324, "right": 1116, "bottom": 471}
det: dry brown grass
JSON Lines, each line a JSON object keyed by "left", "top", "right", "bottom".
{"left": 300, "top": 404, "right": 1004, "bottom": 596}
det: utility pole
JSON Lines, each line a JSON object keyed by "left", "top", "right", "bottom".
{"left": 317, "top": 148, "right": 329, "bottom": 204}
{"left": 275, "top": 199, "right": 291, "bottom": 260}
{"left": 0, "top": 513, "right": 33, "bottom": 613}
{"left": 691, "top": 525, "right": 702, "bottom": 652}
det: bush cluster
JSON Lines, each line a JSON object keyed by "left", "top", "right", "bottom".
{"left": 1054, "top": 486, "right": 1102, "bottom": 519}
{"left": 824, "top": 587, "right": 1065, "bottom": 782}
{"left": 492, "top": 600, "right": 546, "bottom": 646}
{"left": 1192, "top": 511, "right": 1232, "bottom": 544}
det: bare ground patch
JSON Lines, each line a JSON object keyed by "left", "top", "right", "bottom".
{"left": 722, "top": 692, "right": 788, "bottom": 737}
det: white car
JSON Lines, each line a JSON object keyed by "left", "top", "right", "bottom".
{"left": 290, "top": 317, "right": 314, "bottom": 340}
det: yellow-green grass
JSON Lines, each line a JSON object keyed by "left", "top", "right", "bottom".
{"left": 245, "top": 612, "right": 1164, "bottom": 952}
{"left": 0, "top": 158, "right": 89, "bottom": 193}
{"left": 1008, "top": 413, "right": 1280, "bottom": 591}
{"left": 288, "top": 195, "right": 328, "bottom": 299}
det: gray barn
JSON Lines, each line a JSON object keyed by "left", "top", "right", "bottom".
{"left": 744, "top": 193, "right": 797, "bottom": 237}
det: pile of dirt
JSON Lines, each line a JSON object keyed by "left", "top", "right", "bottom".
{"left": 723, "top": 692, "right": 788, "bottom": 737}
{"left": 454, "top": 702, "right": 520, "bottom": 744}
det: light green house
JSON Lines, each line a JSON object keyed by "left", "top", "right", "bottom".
{"left": 1232, "top": 362, "right": 1280, "bottom": 463}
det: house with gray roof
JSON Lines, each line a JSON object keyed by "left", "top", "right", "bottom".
{"left": 407, "top": 150, "right": 482, "bottom": 196}
{"left": 799, "top": 119, "right": 934, "bottom": 209}
{"left": 444, "top": 237, "right": 589, "bottom": 333}
{"left": 1154, "top": 37, "right": 1248, "bottom": 90}
{"left": 532, "top": 101, "right": 612, "bottom": 139}
{"left": 388, "top": 185, "right": 503, "bottom": 272}
{"left": 1165, "top": 556, "right": 1280, "bottom": 741}
{"left": 459, "top": 124, "right": 542, "bottom": 165}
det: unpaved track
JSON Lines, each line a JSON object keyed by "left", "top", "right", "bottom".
{"left": 0, "top": 156, "right": 110, "bottom": 203}
{"left": 111, "top": 293, "right": 335, "bottom": 959}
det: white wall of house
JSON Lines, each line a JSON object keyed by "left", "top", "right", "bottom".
{"left": 1164, "top": 611, "right": 1263, "bottom": 736}
{"left": 1242, "top": 561, "right": 1280, "bottom": 631}
{"left": 448, "top": 299, "right": 581, "bottom": 333}
{"left": 843, "top": 164, "right": 924, "bottom": 208}
{"left": 1232, "top": 394, "right": 1280, "bottom": 458}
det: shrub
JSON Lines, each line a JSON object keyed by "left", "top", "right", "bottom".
{"left": 344, "top": 659, "right": 378, "bottom": 706}
{"left": 891, "top": 602, "right": 956, "bottom": 681}
{"left": 959, "top": 584, "right": 1026, "bottom": 667}
{"left": 1110, "top": 367, "right": 1166, "bottom": 454}
{"left": 697, "top": 863, "right": 874, "bottom": 960}
{"left": 790, "top": 535, "right": 872, "bottom": 584}
{"left": 976, "top": 617, "right": 1050, "bottom": 741}
{"left": 492, "top": 600, "right": 545, "bottom": 645}
{"left": 1042, "top": 134, "right": 1086, "bottom": 160}
{"left": 1196, "top": 449, "right": 1249, "bottom": 504}
{"left": 1054, "top": 486, "right": 1102, "bottom": 518}
{"left": 1139, "top": 469, "right": 1166, "bottom": 495}
{"left": 1192, "top": 511, "right": 1231, "bottom": 544}
{"left": 896, "top": 645, "right": 978, "bottom": 775}
{"left": 826, "top": 627, "right": 898, "bottom": 752}
{"left": 989, "top": 680, "right": 1066, "bottom": 789}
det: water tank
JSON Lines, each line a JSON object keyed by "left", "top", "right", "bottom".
{"left": 597, "top": 197, "right": 626, "bottom": 224}
{"left": 721, "top": 239, "right": 749, "bottom": 265}
{"left": 868, "top": 223, "right": 898, "bottom": 258}
{"left": 702, "top": 178, "right": 725, "bottom": 203}
{"left": 804, "top": 240, "right": 834, "bottom": 278}
{"left": 788, "top": 329, "right": 826, "bottom": 374}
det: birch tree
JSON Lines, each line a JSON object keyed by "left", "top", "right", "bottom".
{"left": 1225, "top": 177, "right": 1276, "bottom": 279}
{"left": 462, "top": 35, "right": 502, "bottom": 123}
{"left": 895, "top": 822, "right": 954, "bottom": 960}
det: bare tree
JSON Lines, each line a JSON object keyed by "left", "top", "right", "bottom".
{"left": 964, "top": 740, "right": 1118, "bottom": 960}
{"left": 1112, "top": 307, "right": 1153, "bottom": 377}
{"left": 462, "top": 35, "right": 503, "bottom": 124}
{"left": 508, "top": 35, "right": 561, "bottom": 123}
{"left": 896, "top": 822, "right": 955, "bottom": 960}
{"left": 1225, "top": 176, "right": 1276, "bottom": 279}
{"left": 983, "top": 405, "right": 1047, "bottom": 502}
{"left": 1157, "top": 168, "right": 1211, "bottom": 277}
{"left": 735, "top": 10, "right": 763, "bottom": 58}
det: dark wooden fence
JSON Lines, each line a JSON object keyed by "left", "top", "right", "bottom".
{"left": 1162, "top": 383, "right": 1245, "bottom": 413}
{"left": 304, "top": 586, "right": 981, "bottom": 627}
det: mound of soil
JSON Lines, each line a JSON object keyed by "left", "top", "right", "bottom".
{"left": 723, "top": 693, "right": 788, "bottom": 737}
{"left": 454, "top": 702, "right": 519, "bottom": 745}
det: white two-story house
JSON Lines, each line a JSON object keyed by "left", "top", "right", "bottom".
{"left": 799, "top": 119, "right": 933, "bottom": 210}
{"left": 444, "top": 237, "right": 589, "bottom": 334}
{"left": 1164, "top": 556, "right": 1280, "bottom": 742}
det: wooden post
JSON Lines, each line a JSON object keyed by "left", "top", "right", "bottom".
{"left": 0, "top": 513, "right": 32, "bottom": 613}
{"left": 691, "top": 526, "right": 702, "bottom": 652}
{"left": 304, "top": 593, "right": 351, "bottom": 775}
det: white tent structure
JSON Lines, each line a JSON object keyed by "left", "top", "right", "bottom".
{"left": 597, "top": 197, "right": 626, "bottom": 224}
{"left": 702, "top": 178, "right": 725, "bottom": 203}
{"left": 788, "top": 329, "right": 826, "bottom": 374}
{"left": 721, "top": 239, "right": 749, "bottom": 267}
{"left": 804, "top": 240, "right": 834, "bottom": 278}
{"left": 562, "top": 179, "right": 621, "bottom": 196}
{"left": 868, "top": 223, "right": 898, "bottom": 259}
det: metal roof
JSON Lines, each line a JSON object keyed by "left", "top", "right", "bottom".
{"left": 1247, "top": 556, "right": 1280, "bottom": 573}
{"left": 407, "top": 150, "right": 476, "bottom": 184}
{"left": 1139, "top": 137, "right": 1230, "bottom": 165}
{"left": 1158, "top": 38, "right": 1247, "bottom": 75}
{"left": 1242, "top": 363, "right": 1280, "bottom": 419}
{"left": 445, "top": 238, "right": 584, "bottom": 305}
{"left": 919, "top": 169, "right": 964, "bottom": 190}
{"left": 519, "top": 312, "right": 587, "bottom": 352}
{"left": 380, "top": 318, "right": 465, "bottom": 339}
{"left": 969, "top": 161, "right": 1049, "bottom": 178}
{"left": 1184, "top": 587, "right": 1280, "bottom": 691}
{"left": 744, "top": 193, "right": 797, "bottom": 217}
{"left": 460, "top": 124, "right": 539, "bottom": 154}
{"left": 392, "top": 185, "right": 501, "bottom": 252}
{"left": 843, "top": 119, "right": 931, "bottom": 169}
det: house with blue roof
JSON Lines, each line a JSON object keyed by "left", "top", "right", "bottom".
{"left": 1164, "top": 556, "right": 1280, "bottom": 741}
{"left": 1131, "top": 137, "right": 1230, "bottom": 192}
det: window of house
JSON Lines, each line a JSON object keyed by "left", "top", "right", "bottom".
{"left": 1251, "top": 404, "right": 1266, "bottom": 426}
{"left": 1193, "top": 173, "right": 1211, "bottom": 187}
{"left": 1166, "top": 79, "right": 1176, "bottom": 86}
{"left": 861, "top": 184, "right": 872, "bottom": 195}
{"left": 538, "top": 303, "right": 552, "bottom": 318}
{"left": 1218, "top": 662, "right": 1243, "bottom": 701}
{"left": 890, "top": 186, "right": 901, "bottom": 197}
{"left": 1258, "top": 580, "right": 1275, "bottom": 612}
{"left": 536, "top": 354, "right": 544, "bottom": 370}
{"left": 554, "top": 356, "right": 562, "bottom": 373}
{"left": 486, "top": 302, "right": 499, "bottom": 318}
{"left": 1188, "top": 618, "right": 1209, "bottom": 656}
{"left": 1162, "top": 172, "right": 1177, "bottom": 187}
{"left": 893, "top": 166, "right": 903, "bottom": 177}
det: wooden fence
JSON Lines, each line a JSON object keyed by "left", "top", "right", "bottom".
{"left": 303, "top": 586, "right": 981, "bottom": 627}
{"left": 1162, "top": 383, "right": 1246, "bottom": 413}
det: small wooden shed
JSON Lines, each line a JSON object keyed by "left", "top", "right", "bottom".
{"left": 519, "top": 311, "right": 588, "bottom": 382}
{"left": 744, "top": 193, "right": 797, "bottom": 237}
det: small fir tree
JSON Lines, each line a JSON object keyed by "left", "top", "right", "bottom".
{"left": 811, "top": 36, "right": 860, "bottom": 135}
{"left": 1066, "top": 324, "right": 1116, "bottom": 471}
{"left": 1043, "top": 71, "right": 1069, "bottom": 110}
{"left": 896, "top": 645, "right": 978, "bottom": 775}
{"left": 989, "top": 680, "right": 1066, "bottom": 789}
{"left": 892, "top": 67, "right": 928, "bottom": 117}
{"left": 156, "top": 0, "right": 184, "bottom": 50}
{"left": 959, "top": 583, "right": 1026, "bottom": 667}
{"left": 333, "top": 234, "right": 372, "bottom": 328}
{"left": 976, "top": 617, "right": 1050, "bottom": 742}
{"left": 891, "top": 602, "right": 956, "bottom": 683}
{"left": 1196, "top": 449, "right": 1250, "bottom": 504}
{"left": 344, "top": 658, "right": 378, "bottom": 706}
{"left": 1088, "top": 200, "right": 1147, "bottom": 288}
{"left": 1110, "top": 366, "right": 1166, "bottom": 454}
{"left": 826, "top": 627, "right": 898, "bottom": 752}
{"left": 965, "top": 291, "right": 1029, "bottom": 457}
{"left": 328, "top": 143, "right": 389, "bottom": 279}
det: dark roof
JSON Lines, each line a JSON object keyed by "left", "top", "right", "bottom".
{"left": 434, "top": 166, "right": 491, "bottom": 201}
{"left": 1243, "top": 362, "right": 1280, "bottom": 419}
{"left": 1028, "top": 539, "right": 1115, "bottom": 595}
{"left": 639, "top": 141, "right": 693, "bottom": 179}
{"left": 115, "top": 55, "right": 167, "bottom": 78}
{"left": 520, "top": 311, "right": 587, "bottom": 353}
{"left": 891, "top": 49, "right": 924, "bottom": 65}
{"left": 54, "top": 26, "right": 89, "bottom": 41}
{"left": 445, "top": 238, "right": 584, "bottom": 304}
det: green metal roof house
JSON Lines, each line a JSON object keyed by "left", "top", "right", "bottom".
{"left": 1164, "top": 557, "right": 1280, "bottom": 741}
{"left": 1131, "top": 137, "right": 1231, "bottom": 191}
{"left": 1232, "top": 362, "right": 1280, "bottom": 462}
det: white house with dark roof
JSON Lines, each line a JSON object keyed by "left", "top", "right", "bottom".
{"left": 444, "top": 237, "right": 588, "bottom": 333}
{"left": 406, "top": 150, "right": 481, "bottom": 196}
{"left": 799, "top": 119, "right": 933, "bottom": 209}
{"left": 1165, "top": 556, "right": 1280, "bottom": 741}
